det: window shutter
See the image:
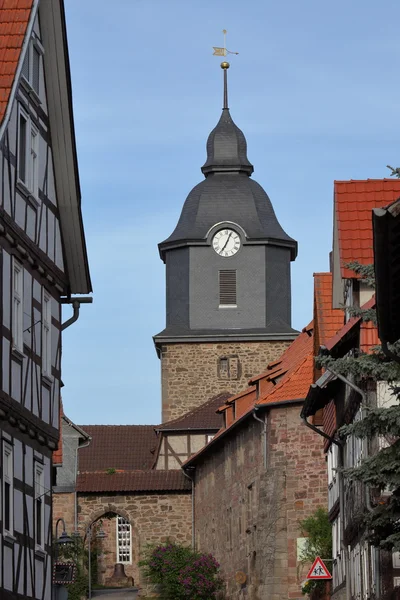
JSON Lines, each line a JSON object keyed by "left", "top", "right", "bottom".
{"left": 18, "top": 114, "right": 27, "bottom": 183}
{"left": 219, "top": 270, "right": 237, "bottom": 305}
{"left": 22, "top": 50, "right": 29, "bottom": 80}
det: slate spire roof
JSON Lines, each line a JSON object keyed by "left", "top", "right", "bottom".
{"left": 159, "top": 65, "right": 297, "bottom": 260}
{"left": 201, "top": 108, "right": 254, "bottom": 176}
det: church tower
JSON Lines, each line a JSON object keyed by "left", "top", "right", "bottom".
{"left": 154, "top": 62, "right": 298, "bottom": 422}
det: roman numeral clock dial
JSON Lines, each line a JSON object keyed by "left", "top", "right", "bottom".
{"left": 212, "top": 229, "right": 241, "bottom": 257}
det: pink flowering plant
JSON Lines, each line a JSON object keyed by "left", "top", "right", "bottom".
{"left": 140, "top": 542, "right": 224, "bottom": 600}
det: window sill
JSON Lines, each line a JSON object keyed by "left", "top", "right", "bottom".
{"left": 219, "top": 305, "right": 238, "bottom": 309}
{"left": 20, "top": 76, "right": 42, "bottom": 107}
{"left": 42, "top": 374, "right": 53, "bottom": 387}
{"left": 3, "top": 533, "right": 16, "bottom": 544}
{"left": 11, "top": 346, "right": 25, "bottom": 361}
{"left": 16, "top": 180, "right": 40, "bottom": 209}
{"left": 35, "top": 548, "right": 46, "bottom": 559}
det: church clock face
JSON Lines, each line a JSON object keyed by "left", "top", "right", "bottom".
{"left": 212, "top": 229, "right": 241, "bottom": 257}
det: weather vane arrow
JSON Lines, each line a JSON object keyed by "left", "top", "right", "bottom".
{"left": 213, "top": 29, "right": 239, "bottom": 57}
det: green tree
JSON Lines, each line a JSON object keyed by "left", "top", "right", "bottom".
{"left": 299, "top": 508, "right": 332, "bottom": 596}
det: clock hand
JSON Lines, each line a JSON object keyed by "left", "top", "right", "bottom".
{"left": 221, "top": 232, "right": 232, "bottom": 252}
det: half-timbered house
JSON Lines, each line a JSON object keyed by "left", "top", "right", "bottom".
{"left": 0, "top": 1, "right": 92, "bottom": 599}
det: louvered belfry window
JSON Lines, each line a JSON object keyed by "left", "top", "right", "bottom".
{"left": 219, "top": 270, "right": 237, "bottom": 306}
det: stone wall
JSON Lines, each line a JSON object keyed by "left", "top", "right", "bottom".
{"left": 160, "top": 340, "right": 291, "bottom": 421}
{"left": 76, "top": 492, "right": 192, "bottom": 593}
{"left": 194, "top": 404, "right": 328, "bottom": 600}
{"left": 53, "top": 491, "right": 76, "bottom": 533}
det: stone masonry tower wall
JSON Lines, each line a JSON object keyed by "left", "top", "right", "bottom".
{"left": 161, "top": 340, "right": 290, "bottom": 422}
{"left": 155, "top": 66, "right": 298, "bottom": 423}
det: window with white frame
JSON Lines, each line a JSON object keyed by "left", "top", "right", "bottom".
{"left": 35, "top": 463, "right": 45, "bottom": 549}
{"left": 3, "top": 442, "right": 13, "bottom": 536}
{"left": 116, "top": 516, "right": 131, "bottom": 563}
{"left": 18, "top": 107, "right": 39, "bottom": 198}
{"left": 12, "top": 258, "right": 23, "bottom": 353}
{"left": 21, "top": 37, "right": 42, "bottom": 95}
{"left": 42, "top": 291, "right": 51, "bottom": 377}
{"left": 327, "top": 444, "right": 339, "bottom": 509}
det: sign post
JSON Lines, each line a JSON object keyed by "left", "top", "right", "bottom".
{"left": 306, "top": 557, "right": 332, "bottom": 580}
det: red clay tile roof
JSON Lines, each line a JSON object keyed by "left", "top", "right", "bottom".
{"left": 252, "top": 322, "right": 313, "bottom": 401}
{"left": 78, "top": 425, "right": 158, "bottom": 472}
{"left": 0, "top": 0, "right": 33, "bottom": 125}
{"left": 335, "top": 180, "right": 400, "bottom": 279}
{"left": 53, "top": 399, "right": 64, "bottom": 466}
{"left": 258, "top": 353, "right": 314, "bottom": 405}
{"left": 313, "top": 273, "right": 344, "bottom": 349}
{"left": 324, "top": 296, "right": 376, "bottom": 353}
{"left": 184, "top": 324, "right": 315, "bottom": 467}
{"left": 156, "top": 392, "right": 231, "bottom": 431}
{"left": 360, "top": 320, "right": 379, "bottom": 354}
{"left": 76, "top": 470, "right": 191, "bottom": 493}
{"left": 256, "top": 325, "right": 314, "bottom": 405}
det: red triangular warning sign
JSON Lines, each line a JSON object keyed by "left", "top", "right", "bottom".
{"left": 306, "top": 556, "right": 332, "bottom": 580}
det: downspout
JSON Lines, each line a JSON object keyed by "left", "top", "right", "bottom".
{"left": 183, "top": 468, "right": 195, "bottom": 550}
{"left": 74, "top": 439, "right": 91, "bottom": 533}
{"left": 61, "top": 297, "right": 93, "bottom": 331}
{"left": 302, "top": 366, "right": 368, "bottom": 600}
{"left": 253, "top": 409, "right": 267, "bottom": 468}
{"left": 302, "top": 415, "right": 349, "bottom": 600}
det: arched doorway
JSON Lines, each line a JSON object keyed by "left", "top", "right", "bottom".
{"left": 85, "top": 511, "right": 135, "bottom": 588}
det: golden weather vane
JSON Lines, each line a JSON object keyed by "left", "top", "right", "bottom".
{"left": 212, "top": 29, "right": 239, "bottom": 57}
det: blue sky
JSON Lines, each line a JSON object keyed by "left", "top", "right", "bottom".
{"left": 61, "top": 0, "right": 400, "bottom": 425}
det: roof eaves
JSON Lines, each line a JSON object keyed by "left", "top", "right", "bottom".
{"left": 256, "top": 398, "right": 305, "bottom": 409}
{"left": 324, "top": 296, "right": 375, "bottom": 353}
{"left": 62, "top": 415, "right": 91, "bottom": 441}
{"left": 183, "top": 407, "right": 254, "bottom": 468}
{"left": 301, "top": 370, "right": 338, "bottom": 419}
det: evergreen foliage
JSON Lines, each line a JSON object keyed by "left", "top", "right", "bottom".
{"left": 320, "top": 262, "right": 400, "bottom": 551}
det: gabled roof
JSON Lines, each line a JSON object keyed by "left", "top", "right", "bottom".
{"left": 334, "top": 179, "right": 400, "bottom": 279}
{"left": 156, "top": 392, "right": 231, "bottom": 432}
{"left": 76, "top": 470, "right": 191, "bottom": 493}
{"left": 0, "top": 0, "right": 92, "bottom": 294}
{"left": 313, "top": 273, "right": 344, "bottom": 350}
{"left": 78, "top": 425, "right": 158, "bottom": 472}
